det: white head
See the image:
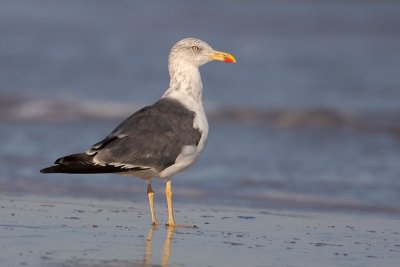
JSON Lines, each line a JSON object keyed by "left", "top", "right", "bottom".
{"left": 169, "top": 38, "right": 236, "bottom": 68}
{"left": 164, "top": 38, "right": 236, "bottom": 104}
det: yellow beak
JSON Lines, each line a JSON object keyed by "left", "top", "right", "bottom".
{"left": 209, "top": 50, "right": 236, "bottom": 63}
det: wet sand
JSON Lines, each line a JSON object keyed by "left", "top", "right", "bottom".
{"left": 0, "top": 194, "right": 399, "bottom": 267}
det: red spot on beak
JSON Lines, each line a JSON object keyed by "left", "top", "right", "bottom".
{"left": 224, "top": 57, "right": 235, "bottom": 63}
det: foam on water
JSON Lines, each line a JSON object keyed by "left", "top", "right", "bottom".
{"left": 2, "top": 94, "right": 400, "bottom": 136}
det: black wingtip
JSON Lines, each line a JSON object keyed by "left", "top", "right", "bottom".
{"left": 40, "top": 166, "right": 58, "bottom": 173}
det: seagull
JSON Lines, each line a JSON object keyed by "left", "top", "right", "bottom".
{"left": 40, "top": 38, "right": 236, "bottom": 226}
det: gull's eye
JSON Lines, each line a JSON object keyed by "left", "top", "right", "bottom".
{"left": 191, "top": 45, "right": 200, "bottom": 51}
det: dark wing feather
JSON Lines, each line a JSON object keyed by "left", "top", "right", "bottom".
{"left": 89, "top": 98, "right": 202, "bottom": 171}
{"left": 40, "top": 153, "right": 147, "bottom": 174}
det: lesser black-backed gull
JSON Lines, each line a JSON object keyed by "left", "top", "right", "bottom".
{"left": 40, "top": 38, "right": 236, "bottom": 226}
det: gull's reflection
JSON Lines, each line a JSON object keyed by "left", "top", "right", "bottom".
{"left": 143, "top": 225, "right": 156, "bottom": 267}
{"left": 143, "top": 225, "right": 175, "bottom": 267}
{"left": 161, "top": 226, "right": 175, "bottom": 267}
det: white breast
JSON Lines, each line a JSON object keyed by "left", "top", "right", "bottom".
{"left": 192, "top": 102, "right": 209, "bottom": 154}
{"left": 158, "top": 93, "right": 209, "bottom": 179}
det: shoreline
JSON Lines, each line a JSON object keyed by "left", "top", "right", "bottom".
{"left": 2, "top": 183, "right": 400, "bottom": 216}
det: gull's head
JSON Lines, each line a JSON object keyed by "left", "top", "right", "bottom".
{"left": 169, "top": 38, "right": 236, "bottom": 68}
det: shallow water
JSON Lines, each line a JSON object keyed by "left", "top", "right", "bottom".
{"left": 2, "top": 121, "right": 400, "bottom": 213}
{"left": 1, "top": 0, "right": 400, "bottom": 213}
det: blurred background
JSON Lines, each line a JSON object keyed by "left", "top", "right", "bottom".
{"left": 1, "top": 0, "right": 399, "bottom": 213}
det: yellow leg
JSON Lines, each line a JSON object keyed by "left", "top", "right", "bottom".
{"left": 165, "top": 179, "right": 176, "bottom": 226}
{"left": 147, "top": 183, "right": 158, "bottom": 225}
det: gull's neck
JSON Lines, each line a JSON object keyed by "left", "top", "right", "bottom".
{"left": 162, "top": 59, "right": 203, "bottom": 108}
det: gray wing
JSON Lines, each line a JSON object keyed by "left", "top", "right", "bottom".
{"left": 88, "top": 98, "right": 202, "bottom": 172}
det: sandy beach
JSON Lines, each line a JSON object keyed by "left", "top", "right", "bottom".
{"left": 0, "top": 194, "right": 399, "bottom": 267}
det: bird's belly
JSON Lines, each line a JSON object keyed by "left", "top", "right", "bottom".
{"left": 159, "top": 143, "right": 203, "bottom": 178}
{"left": 120, "top": 169, "right": 160, "bottom": 179}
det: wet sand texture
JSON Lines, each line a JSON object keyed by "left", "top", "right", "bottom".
{"left": 0, "top": 195, "right": 399, "bottom": 267}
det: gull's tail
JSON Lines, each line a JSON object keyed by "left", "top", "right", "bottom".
{"left": 40, "top": 153, "right": 127, "bottom": 174}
